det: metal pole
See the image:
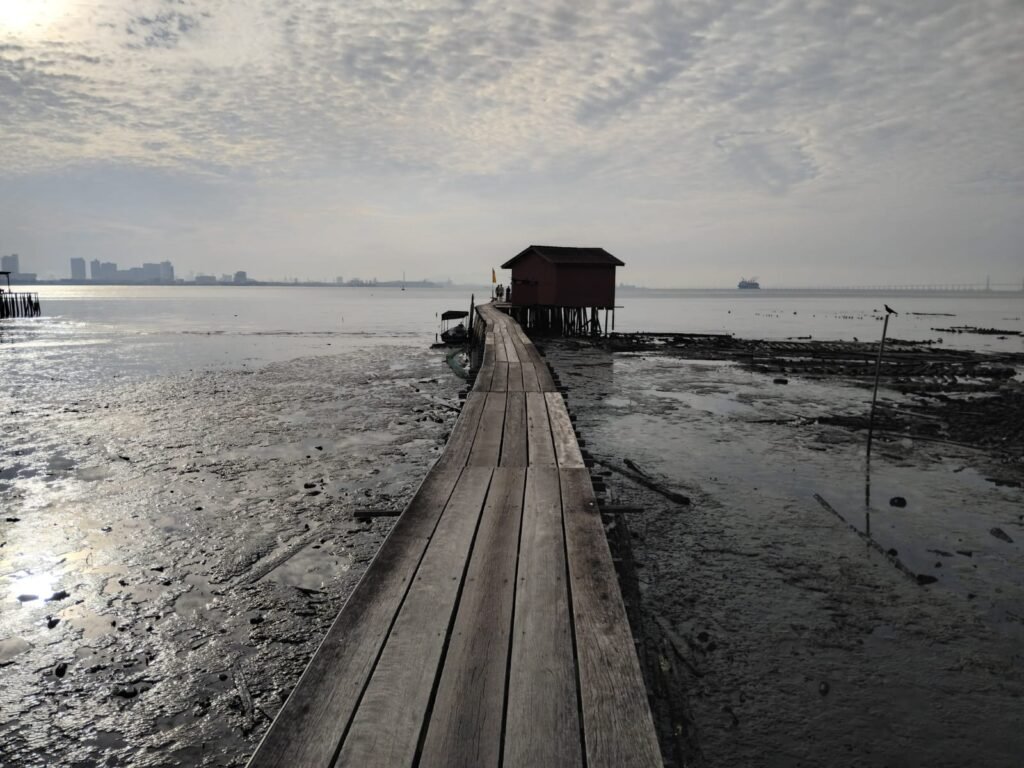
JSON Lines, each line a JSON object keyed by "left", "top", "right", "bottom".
{"left": 865, "top": 312, "right": 892, "bottom": 461}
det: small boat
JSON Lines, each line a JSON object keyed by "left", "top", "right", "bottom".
{"left": 738, "top": 277, "right": 760, "bottom": 289}
{"left": 436, "top": 309, "right": 470, "bottom": 346}
{"left": 441, "top": 322, "right": 467, "bottom": 344}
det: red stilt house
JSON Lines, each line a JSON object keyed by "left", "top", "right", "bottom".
{"left": 500, "top": 245, "right": 624, "bottom": 335}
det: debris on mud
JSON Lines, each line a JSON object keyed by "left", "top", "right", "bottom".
{"left": 600, "top": 333, "right": 1024, "bottom": 459}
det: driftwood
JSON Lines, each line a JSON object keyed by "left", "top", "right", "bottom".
{"left": 595, "top": 458, "right": 691, "bottom": 506}
{"left": 353, "top": 508, "right": 401, "bottom": 520}
{"left": 812, "top": 494, "right": 921, "bottom": 584}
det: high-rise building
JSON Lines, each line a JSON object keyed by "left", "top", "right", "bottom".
{"left": 90, "top": 259, "right": 101, "bottom": 280}
{"left": 234, "top": 271, "right": 248, "bottom": 284}
{"left": 70, "top": 257, "right": 86, "bottom": 280}
{"left": 1, "top": 253, "right": 20, "bottom": 273}
{"left": 159, "top": 261, "right": 174, "bottom": 282}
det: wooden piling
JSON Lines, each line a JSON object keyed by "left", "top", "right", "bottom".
{"left": 0, "top": 290, "right": 41, "bottom": 319}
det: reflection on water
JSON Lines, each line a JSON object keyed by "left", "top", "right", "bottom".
{"left": 7, "top": 571, "right": 55, "bottom": 604}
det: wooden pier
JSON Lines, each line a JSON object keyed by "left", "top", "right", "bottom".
{"left": 248, "top": 302, "right": 661, "bottom": 768}
{"left": 0, "top": 290, "right": 41, "bottom": 319}
{"left": 0, "top": 271, "right": 40, "bottom": 319}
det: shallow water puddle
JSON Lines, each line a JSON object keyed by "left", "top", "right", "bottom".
{"left": 172, "top": 573, "right": 219, "bottom": 615}
{"left": 648, "top": 387, "right": 760, "bottom": 417}
{"left": 257, "top": 539, "right": 352, "bottom": 592}
{"left": 0, "top": 636, "right": 32, "bottom": 663}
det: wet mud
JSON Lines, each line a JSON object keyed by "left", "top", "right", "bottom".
{"left": 0, "top": 348, "right": 459, "bottom": 767}
{"left": 544, "top": 337, "right": 1023, "bottom": 767}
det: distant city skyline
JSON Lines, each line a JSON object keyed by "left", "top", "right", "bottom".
{"left": 1, "top": 250, "right": 1021, "bottom": 292}
{"left": 1, "top": 3, "right": 1022, "bottom": 288}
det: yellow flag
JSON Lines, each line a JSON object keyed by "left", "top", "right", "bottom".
{"left": 492, "top": 268, "right": 497, "bottom": 284}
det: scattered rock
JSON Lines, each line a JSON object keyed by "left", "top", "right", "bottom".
{"left": 112, "top": 685, "right": 139, "bottom": 699}
{"left": 886, "top": 548, "right": 898, "bottom": 557}
{"left": 5, "top": 517, "right": 20, "bottom": 523}
{"left": 819, "top": 681, "right": 830, "bottom": 696}
{"left": 989, "top": 527, "right": 1013, "bottom": 544}
{"left": 916, "top": 574, "right": 938, "bottom": 585}
{"left": 956, "top": 550, "right": 973, "bottom": 557}
{"left": 46, "top": 617, "right": 60, "bottom": 629}
{"left": 773, "top": 378, "right": 789, "bottom": 385}
{"left": 54, "top": 662, "right": 68, "bottom": 678}
{"left": 48, "top": 589, "right": 69, "bottom": 601}
{"left": 303, "top": 482, "right": 317, "bottom": 489}
{"left": 249, "top": 616, "right": 264, "bottom": 625}
{"left": 889, "top": 497, "right": 907, "bottom": 508}
{"left": 16, "top": 594, "right": 38, "bottom": 603}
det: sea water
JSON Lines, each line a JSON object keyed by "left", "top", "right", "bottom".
{"left": 3, "top": 285, "right": 1020, "bottom": 394}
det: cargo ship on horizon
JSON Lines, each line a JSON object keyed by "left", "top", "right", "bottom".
{"left": 738, "top": 277, "right": 760, "bottom": 289}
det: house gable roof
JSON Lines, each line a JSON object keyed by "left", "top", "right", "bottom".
{"left": 501, "top": 245, "right": 624, "bottom": 269}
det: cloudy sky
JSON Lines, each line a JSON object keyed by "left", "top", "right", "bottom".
{"left": 1, "top": 0, "right": 1022, "bottom": 286}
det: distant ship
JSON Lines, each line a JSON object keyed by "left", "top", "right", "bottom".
{"left": 738, "top": 277, "right": 760, "bottom": 289}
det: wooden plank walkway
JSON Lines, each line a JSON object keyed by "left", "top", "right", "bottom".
{"left": 248, "top": 302, "right": 661, "bottom": 768}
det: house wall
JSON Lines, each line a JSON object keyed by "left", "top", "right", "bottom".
{"left": 509, "top": 254, "right": 617, "bottom": 307}
{"left": 509, "top": 253, "right": 558, "bottom": 305}
{"left": 553, "top": 265, "right": 616, "bottom": 307}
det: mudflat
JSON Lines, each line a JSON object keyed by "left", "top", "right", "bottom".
{"left": 0, "top": 348, "right": 459, "bottom": 767}
{"left": 545, "top": 335, "right": 1023, "bottom": 767}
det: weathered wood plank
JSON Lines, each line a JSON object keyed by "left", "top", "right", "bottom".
{"left": 502, "top": 330, "right": 519, "bottom": 363}
{"left": 504, "top": 467, "right": 582, "bottom": 768}
{"left": 535, "top": 363, "right": 558, "bottom": 392}
{"left": 560, "top": 469, "right": 662, "bottom": 768}
{"left": 490, "top": 361, "right": 509, "bottom": 393}
{"left": 437, "top": 392, "right": 488, "bottom": 469}
{"left": 500, "top": 392, "right": 528, "bottom": 467}
{"left": 482, "top": 336, "right": 496, "bottom": 368}
{"left": 494, "top": 332, "right": 508, "bottom": 363}
{"left": 506, "top": 362, "right": 525, "bottom": 392}
{"left": 245, "top": 464, "right": 465, "bottom": 768}
{"left": 468, "top": 393, "right": 507, "bottom": 467}
{"left": 521, "top": 362, "right": 541, "bottom": 393}
{"left": 473, "top": 361, "right": 494, "bottom": 393}
{"left": 525, "top": 391, "right": 556, "bottom": 466}
{"left": 336, "top": 467, "right": 494, "bottom": 767}
{"left": 545, "top": 392, "right": 585, "bottom": 469}
{"left": 519, "top": 332, "right": 546, "bottom": 366}
{"left": 419, "top": 468, "right": 527, "bottom": 768}
{"left": 508, "top": 329, "right": 531, "bottom": 365}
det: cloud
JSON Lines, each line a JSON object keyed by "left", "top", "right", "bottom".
{"left": 0, "top": 1, "right": 1022, "bottom": 282}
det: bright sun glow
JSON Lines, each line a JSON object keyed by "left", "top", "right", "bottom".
{"left": 0, "top": 0, "right": 68, "bottom": 36}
